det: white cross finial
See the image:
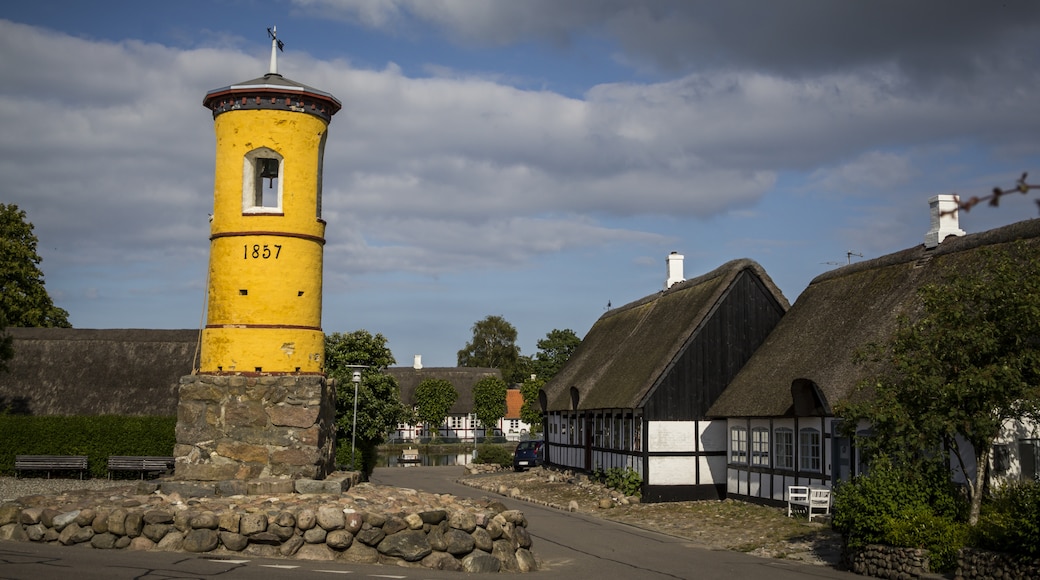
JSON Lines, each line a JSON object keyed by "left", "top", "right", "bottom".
{"left": 267, "top": 27, "right": 284, "bottom": 75}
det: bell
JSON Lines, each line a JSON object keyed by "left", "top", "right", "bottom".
{"left": 259, "top": 158, "right": 279, "bottom": 188}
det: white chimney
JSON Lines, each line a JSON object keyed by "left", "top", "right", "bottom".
{"left": 924, "top": 194, "right": 965, "bottom": 249}
{"left": 413, "top": 355, "right": 423, "bottom": 370}
{"left": 666, "top": 251, "right": 685, "bottom": 289}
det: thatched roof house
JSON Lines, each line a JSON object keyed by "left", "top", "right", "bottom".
{"left": 540, "top": 257, "right": 789, "bottom": 501}
{"left": 709, "top": 218, "right": 1040, "bottom": 419}
{"left": 543, "top": 258, "right": 789, "bottom": 418}
{"left": 0, "top": 328, "right": 198, "bottom": 416}
{"left": 385, "top": 366, "right": 502, "bottom": 415}
{"left": 708, "top": 216, "right": 1040, "bottom": 504}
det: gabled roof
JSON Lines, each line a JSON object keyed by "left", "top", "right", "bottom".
{"left": 385, "top": 366, "right": 502, "bottom": 415}
{"left": 541, "top": 259, "right": 788, "bottom": 412}
{"left": 505, "top": 389, "right": 523, "bottom": 419}
{"left": 708, "top": 218, "right": 1040, "bottom": 418}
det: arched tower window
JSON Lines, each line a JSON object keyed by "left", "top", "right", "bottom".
{"left": 243, "top": 147, "right": 284, "bottom": 213}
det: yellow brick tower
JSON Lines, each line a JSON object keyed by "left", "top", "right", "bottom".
{"left": 175, "top": 29, "right": 342, "bottom": 482}
{"left": 200, "top": 29, "right": 341, "bottom": 375}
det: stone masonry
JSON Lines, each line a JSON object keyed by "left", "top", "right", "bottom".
{"left": 175, "top": 374, "right": 337, "bottom": 480}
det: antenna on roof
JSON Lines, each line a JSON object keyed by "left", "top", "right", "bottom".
{"left": 267, "top": 26, "right": 285, "bottom": 75}
{"left": 846, "top": 251, "right": 863, "bottom": 264}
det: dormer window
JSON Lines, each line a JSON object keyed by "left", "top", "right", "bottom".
{"left": 243, "top": 147, "right": 283, "bottom": 213}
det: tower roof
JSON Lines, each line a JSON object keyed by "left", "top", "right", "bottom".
{"left": 203, "top": 72, "right": 342, "bottom": 123}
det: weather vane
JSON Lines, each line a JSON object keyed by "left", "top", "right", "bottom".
{"left": 267, "top": 26, "right": 285, "bottom": 75}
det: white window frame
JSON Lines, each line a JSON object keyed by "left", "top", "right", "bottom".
{"left": 799, "top": 427, "right": 821, "bottom": 472}
{"left": 751, "top": 427, "right": 770, "bottom": 466}
{"left": 243, "top": 147, "right": 284, "bottom": 213}
{"left": 730, "top": 426, "right": 748, "bottom": 464}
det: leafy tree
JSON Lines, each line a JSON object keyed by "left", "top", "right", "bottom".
{"left": 457, "top": 315, "right": 522, "bottom": 383}
{"left": 520, "top": 375, "right": 545, "bottom": 435}
{"left": 325, "top": 330, "right": 410, "bottom": 475}
{"left": 472, "top": 375, "right": 507, "bottom": 437}
{"left": 0, "top": 204, "right": 70, "bottom": 329}
{"left": 840, "top": 241, "right": 1040, "bottom": 525}
{"left": 532, "top": 328, "right": 581, "bottom": 381}
{"left": 414, "top": 378, "right": 457, "bottom": 439}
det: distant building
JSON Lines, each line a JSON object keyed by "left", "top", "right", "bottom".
{"left": 386, "top": 358, "right": 530, "bottom": 441}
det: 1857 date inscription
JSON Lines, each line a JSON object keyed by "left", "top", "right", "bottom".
{"left": 244, "top": 244, "right": 282, "bottom": 259}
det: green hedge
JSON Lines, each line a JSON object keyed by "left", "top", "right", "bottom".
{"left": 974, "top": 481, "right": 1040, "bottom": 558}
{"left": 832, "top": 456, "right": 968, "bottom": 572}
{"left": 0, "top": 415, "right": 176, "bottom": 479}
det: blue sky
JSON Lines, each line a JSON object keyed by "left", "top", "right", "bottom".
{"left": 3, "top": 1, "right": 1039, "bottom": 368}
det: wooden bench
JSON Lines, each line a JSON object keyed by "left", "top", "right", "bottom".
{"left": 107, "top": 456, "right": 175, "bottom": 479}
{"left": 787, "top": 485, "right": 831, "bottom": 521}
{"left": 14, "top": 455, "right": 89, "bottom": 479}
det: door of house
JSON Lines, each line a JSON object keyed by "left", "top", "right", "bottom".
{"left": 1019, "top": 439, "right": 1039, "bottom": 482}
{"left": 831, "top": 420, "right": 852, "bottom": 484}
{"left": 584, "top": 417, "right": 594, "bottom": 472}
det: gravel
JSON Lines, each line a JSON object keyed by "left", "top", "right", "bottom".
{"left": 0, "top": 476, "right": 131, "bottom": 503}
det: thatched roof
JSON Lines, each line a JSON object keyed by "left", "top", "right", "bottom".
{"left": 708, "top": 218, "right": 1040, "bottom": 418}
{"left": 384, "top": 366, "right": 502, "bottom": 415}
{"left": 0, "top": 328, "right": 199, "bottom": 416}
{"left": 542, "top": 259, "right": 789, "bottom": 412}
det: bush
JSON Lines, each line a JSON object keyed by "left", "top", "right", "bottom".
{"left": 832, "top": 456, "right": 967, "bottom": 572}
{"left": 974, "top": 481, "right": 1040, "bottom": 558}
{"left": 473, "top": 443, "right": 512, "bottom": 468}
{"left": 0, "top": 415, "right": 176, "bottom": 478}
{"left": 604, "top": 467, "right": 642, "bottom": 498}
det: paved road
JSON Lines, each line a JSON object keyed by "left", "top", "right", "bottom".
{"left": 371, "top": 466, "right": 859, "bottom": 580}
{"left": 0, "top": 467, "right": 860, "bottom": 579}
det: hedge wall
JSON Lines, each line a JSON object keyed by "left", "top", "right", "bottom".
{"left": 0, "top": 415, "right": 176, "bottom": 478}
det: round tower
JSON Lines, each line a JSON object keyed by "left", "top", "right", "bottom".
{"left": 175, "top": 30, "right": 342, "bottom": 482}
{"left": 200, "top": 41, "right": 341, "bottom": 375}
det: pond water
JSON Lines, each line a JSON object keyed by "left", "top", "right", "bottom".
{"left": 377, "top": 451, "right": 477, "bottom": 468}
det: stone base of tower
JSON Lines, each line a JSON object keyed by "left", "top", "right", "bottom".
{"left": 174, "top": 374, "right": 337, "bottom": 481}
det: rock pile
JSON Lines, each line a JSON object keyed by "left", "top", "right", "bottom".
{"left": 0, "top": 477, "right": 536, "bottom": 573}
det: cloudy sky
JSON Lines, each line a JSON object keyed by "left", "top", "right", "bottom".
{"left": 3, "top": 1, "right": 1039, "bottom": 367}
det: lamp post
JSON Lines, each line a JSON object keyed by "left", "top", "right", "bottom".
{"left": 350, "top": 369, "right": 361, "bottom": 470}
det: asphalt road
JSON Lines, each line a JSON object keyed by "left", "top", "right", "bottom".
{"left": 0, "top": 467, "right": 861, "bottom": 580}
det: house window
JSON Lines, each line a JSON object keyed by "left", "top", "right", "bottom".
{"left": 799, "top": 428, "right": 821, "bottom": 471}
{"left": 730, "top": 426, "right": 748, "bottom": 464}
{"left": 992, "top": 444, "right": 1011, "bottom": 476}
{"left": 774, "top": 428, "right": 794, "bottom": 469}
{"left": 243, "top": 148, "right": 283, "bottom": 213}
{"left": 751, "top": 427, "right": 770, "bottom": 466}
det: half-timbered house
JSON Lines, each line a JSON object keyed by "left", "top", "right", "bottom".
{"left": 708, "top": 200, "right": 1040, "bottom": 505}
{"left": 539, "top": 256, "right": 789, "bottom": 501}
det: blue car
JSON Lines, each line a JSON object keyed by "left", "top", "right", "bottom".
{"left": 512, "top": 440, "right": 544, "bottom": 471}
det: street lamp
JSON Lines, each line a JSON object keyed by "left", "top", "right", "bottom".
{"left": 350, "top": 369, "right": 361, "bottom": 470}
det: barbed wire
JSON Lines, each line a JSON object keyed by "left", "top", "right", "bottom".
{"left": 944, "top": 172, "right": 1039, "bottom": 215}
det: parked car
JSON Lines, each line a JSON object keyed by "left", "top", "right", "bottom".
{"left": 512, "top": 439, "right": 544, "bottom": 471}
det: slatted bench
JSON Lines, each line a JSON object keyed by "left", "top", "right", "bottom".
{"left": 15, "top": 455, "right": 89, "bottom": 479}
{"left": 107, "top": 456, "right": 175, "bottom": 479}
{"left": 787, "top": 485, "right": 831, "bottom": 522}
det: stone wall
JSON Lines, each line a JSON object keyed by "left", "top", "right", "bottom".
{"left": 0, "top": 478, "right": 537, "bottom": 573}
{"left": 957, "top": 548, "right": 1040, "bottom": 580}
{"left": 175, "top": 374, "right": 337, "bottom": 480}
{"left": 846, "top": 544, "right": 931, "bottom": 579}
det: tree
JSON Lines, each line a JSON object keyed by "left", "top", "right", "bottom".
{"left": 840, "top": 241, "right": 1040, "bottom": 525}
{"left": 0, "top": 204, "right": 70, "bottom": 329}
{"left": 325, "top": 330, "right": 410, "bottom": 474}
{"left": 472, "top": 375, "right": 507, "bottom": 438}
{"left": 457, "top": 315, "right": 522, "bottom": 383}
{"left": 519, "top": 375, "right": 545, "bottom": 435}
{"left": 414, "top": 378, "right": 457, "bottom": 439}
{"left": 532, "top": 328, "right": 581, "bottom": 381}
